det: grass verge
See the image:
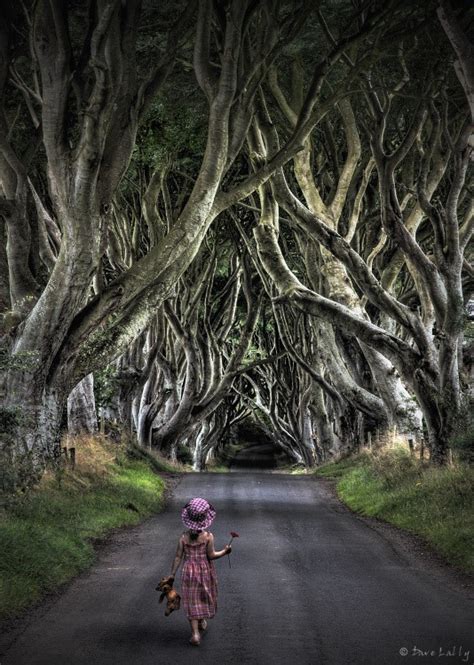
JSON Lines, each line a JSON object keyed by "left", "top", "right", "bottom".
{"left": 274, "top": 460, "right": 312, "bottom": 474}
{"left": 126, "top": 442, "right": 191, "bottom": 473}
{"left": 0, "top": 435, "right": 168, "bottom": 620}
{"left": 315, "top": 446, "right": 474, "bottom": 573}
{"left": 205, "top": 464, "right": 231, "bottom": 473}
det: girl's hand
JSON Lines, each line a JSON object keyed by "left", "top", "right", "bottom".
{"left": 224, "top": 545, "right": 232, "bottom": 555}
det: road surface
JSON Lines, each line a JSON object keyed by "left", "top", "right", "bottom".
{"left": 1, "top": 472, "right": 473, "bottom": 665}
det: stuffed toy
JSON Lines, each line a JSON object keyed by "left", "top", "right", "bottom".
{"left": 156, "top": 576, "right": 181, "bottom": 616}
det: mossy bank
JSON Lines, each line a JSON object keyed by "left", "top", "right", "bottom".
{"left": 315, "top": 446, "right": 474, "bottom": 574}
{"left": 0, "top": 436, "right": 173, "bottom": 620}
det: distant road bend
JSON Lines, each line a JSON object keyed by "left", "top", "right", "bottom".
{"left": 1, "top": 472, "right": 473, "bottom": 665}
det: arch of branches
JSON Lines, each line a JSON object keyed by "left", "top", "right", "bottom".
{"left": 0, "top": 0, "right": 472, "bottom": 482}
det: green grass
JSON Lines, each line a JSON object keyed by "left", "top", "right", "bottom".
{"left": 0, "top": 439, "right": 167, "bottom": 620}
{"left": 315, "top": 447, "right": 474, "bottom": 573}
{"left": 313, "top": 454, "right": 367, "bottom": 478}
{"left": 273, "top": 462, "right": 309, "bottom": 474}
{"left": 205, "top": 464, "right": 231, "bottom": 473}
{"left": 126, "top": 442, "right": 191, "bottom": 473}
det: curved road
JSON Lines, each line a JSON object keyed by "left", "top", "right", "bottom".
{"left": 1, "top": 472, "right": 473, "bottom": 665}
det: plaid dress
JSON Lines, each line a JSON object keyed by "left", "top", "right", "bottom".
{"left": 180, "top": 540, "right": 218, "bottom": 620}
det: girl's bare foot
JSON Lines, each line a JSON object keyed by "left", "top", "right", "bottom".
{"left": 189, "top": 634, "right": 201, "bottom": 646}
{"left": 198, "top": 619, "right": 208, "bottom": 631}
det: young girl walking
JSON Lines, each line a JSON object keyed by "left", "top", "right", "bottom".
{"left": 168, "top": 497, "right": 231, "bottom": 646}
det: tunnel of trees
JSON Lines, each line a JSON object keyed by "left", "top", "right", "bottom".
{"left": 0, "top": 0, "right": 472, "bottom": 484}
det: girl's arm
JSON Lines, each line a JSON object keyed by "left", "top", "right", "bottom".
{"left": 169, "top": 536, "right": 184, "bottom": 577}
{"left": 206, "top": 532, "right": 232, "bottom": 560}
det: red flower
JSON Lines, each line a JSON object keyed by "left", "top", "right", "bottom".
{"left": 227, "top": 531, "right": 239, "bottom": 568}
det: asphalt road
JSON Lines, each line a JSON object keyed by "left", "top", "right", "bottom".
{"left": 1, "top": 472, "right": 473, "bottom": 665}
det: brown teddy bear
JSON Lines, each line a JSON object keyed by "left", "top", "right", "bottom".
{"left": 156, "top": 576, "right": 181, "bottom": 616}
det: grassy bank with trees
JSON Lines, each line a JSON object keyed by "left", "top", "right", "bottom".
{"left": 315, "top": 446, "right": 474, "bottom": 573}
{"left": 0, "top": 436, "right": 177, "bottom": 620}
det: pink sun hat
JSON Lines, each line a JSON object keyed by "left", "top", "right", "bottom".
{"left": 181, "top": 498, "right": 216, "bottom": 531}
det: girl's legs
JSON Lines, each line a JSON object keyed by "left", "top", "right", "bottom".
{"left": 189, "top": 619, "right": 200, "bottom": 644}
{"left": 198, "top": 619, "right": 207, "bottom": 631}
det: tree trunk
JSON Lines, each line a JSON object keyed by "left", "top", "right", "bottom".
{"left": 310, "top": 388, "right": 337, "bottom": 461}
{"left": 359, "top": 343, "right": 422, "bottom": 438}
{"left": 2, "top": 377, "right": 63, "bottom": 487}
{"left": 414, "top": 378, "right": 461, "bottom": 465}
{"left": 193, "top": 421, "right": 210, "bottom": 472}
{"left": 67, "top": 374, "right": 98, "bottom": 436}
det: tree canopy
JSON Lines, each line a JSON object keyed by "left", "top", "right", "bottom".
{"left": 0, "top": 0, "right": 472, "bottom": 483}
